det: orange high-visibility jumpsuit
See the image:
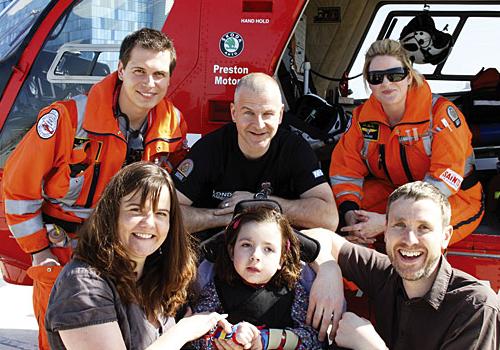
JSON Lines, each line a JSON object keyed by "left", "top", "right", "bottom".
{"left": 2, "top": 72, "right": 187, "bottom": 350}
{"left": 330, "top": 81, "right": 483, "bottom": 245}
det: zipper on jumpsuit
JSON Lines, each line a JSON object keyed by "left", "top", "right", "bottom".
{"left": 378, "top": 144, "right": 393, "bottom": 184}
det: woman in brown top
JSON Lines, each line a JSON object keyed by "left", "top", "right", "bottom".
{"left": 46, "top": 162, "right": 230, "bottom": 349}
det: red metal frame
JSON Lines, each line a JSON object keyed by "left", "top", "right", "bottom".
{"left": 0, "top": 0, "right": 75, "bottom": 131}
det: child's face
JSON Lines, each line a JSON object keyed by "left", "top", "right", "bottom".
{"left": 232, "top": 221, "right": 283, "bottom": 285}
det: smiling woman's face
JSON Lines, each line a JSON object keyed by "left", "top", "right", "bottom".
{"left": 117, "top": 186, "right": 171, "bottom": 269}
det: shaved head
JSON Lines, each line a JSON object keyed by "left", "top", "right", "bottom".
{"left": 230, "top": 72, "right": 284, "bottom": 159}
{"left": 234, "top": 73, "right": 282, "bottom": 105}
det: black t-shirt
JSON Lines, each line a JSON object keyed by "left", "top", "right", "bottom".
{"left": 173, "top": 123, "right": 326, "bottom": 209}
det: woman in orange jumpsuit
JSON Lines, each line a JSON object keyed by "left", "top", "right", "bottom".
{"left": 330, "top": 39, "right": 483, "bottom": 245}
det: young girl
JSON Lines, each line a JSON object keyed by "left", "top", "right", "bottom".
{"left": 191, "top": 206, "right": 324, "bottom": 350}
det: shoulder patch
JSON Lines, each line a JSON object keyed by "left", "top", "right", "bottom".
{"left": 36, "top": 109, "right": 59, "bottom": 139}
{"left": 359, "top": 121, "right": 380, "bottom": 141}
{"left": 439, "top": 168, "right": 463, "bottom": 192}
{"left": 446, "top": 105, "right": 461, "bottom": 128}
{"left": 174, "top": 159, "right": 194, "bottom": 182}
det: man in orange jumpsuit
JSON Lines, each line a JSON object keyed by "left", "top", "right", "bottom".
{"left": 330, "top": 82, "right": 483, "bottom": 246}
{"left": 2, "top": 28, "right": 187, "bottom": 350}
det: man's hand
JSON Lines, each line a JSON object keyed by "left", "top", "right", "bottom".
{"left": 342, "top": 210, "right": 385, "bottom": 244}
{"left": 306, "top": 260, "right": 345, "bottom": 341}
{"left": 215, "top": 191, "right": 255, "bottom": 216}
{"left": 31, "top": 247, "right": 60, "bottom": 266}
{"left": 335, "top": 312, "right": 387, "bottom": 350}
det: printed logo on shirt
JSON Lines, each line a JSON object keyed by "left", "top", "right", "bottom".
{"left": 359, "top": 122, "right": 379, "bottom": 141}
{"left": 173, "top": 159, "right": 194, "bottom": 182}
{"left": 212, "top": 190, "right": 234, "bottom": 201}
{"left": 36, "top": 109, "right": 59, "bottom": 139}
{"left": 446, "top": 105, "right": 461, "bottom": 128}
{"left": 313, "top": 169, "right": 324, "bottom": 179}
{"left": 439, "top": 168, "right": 463, "bottom": 192}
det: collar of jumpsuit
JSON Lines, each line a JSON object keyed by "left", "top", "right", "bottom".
{"left": 114, "top": 82, "right": 148, "bottom": 165}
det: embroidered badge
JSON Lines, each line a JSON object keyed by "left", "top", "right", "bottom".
{"left": 174, "top": 159, "right": 194, "bottom": 182}
{"left": 36, "top": 109, "right": 59, "bottom": 139}
{"left": 439, "top": 168, "right": 463, "bottom": 191}
{"left": 446, "top": 105, "right": 461, "bottom": 128}
{"left": 359, "top": 121, "right": 380, "bottom": 141}
{"left": 73, "top": 137, "right": 90, "bottom": 148}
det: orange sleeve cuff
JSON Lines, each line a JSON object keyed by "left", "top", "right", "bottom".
{"left": 17, "top": 229, "right": 50, "bottom": 254}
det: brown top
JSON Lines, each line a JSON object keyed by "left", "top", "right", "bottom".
{"left": 339, "top": 243, "right": 499, "bottom": 350}
{"left": 46, "top": 259, "right": 175, "bottom": 350}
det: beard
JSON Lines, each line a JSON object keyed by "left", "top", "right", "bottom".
{"left": 387, "top": 246, "right": 441, "bottom": 281}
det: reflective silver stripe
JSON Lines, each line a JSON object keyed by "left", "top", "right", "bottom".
{"left": 336, "top": 190, "right": 362, "bottom": 200}
{"left": 4, "top": 199, "right": 43, "bottom": 215}
{"left": 45, "top": 198, "right": 93, "bottom": 219}
{"left": 365, "top": 158, "right": 374, "bottom": 176}
{"left": 60, "top": 176, "right": 85, "bottom": 206}
{"left": 423, "top": 94, "right": 441, "bottom": 157}
{"left": 73, "top": 94, "right": 89, "bottom": 140}
{"left": 422, "top": 135, "right": 432, "bottom": 156}
{"left": 8, "top": 215, "right": 44, "bottom": 238}
{"left": 361, "top": 139, "right": 370, "bottom": 158}
{"left": 330, "top": 175, "right": 364, "bottom": 188}
{"left": 464, "top": 153, "right": 476, "bottom": 176}
{"left": 431, "top": 94, "right": 440, "bottom": 108}
{"left": 423, "top": 174, "right": 453, "bottom": 197}
{"left": 173, "top": 106, "right": 181, "bottom": 125}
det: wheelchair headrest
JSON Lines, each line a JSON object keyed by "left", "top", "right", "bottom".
{"left": 200, "top": 199, "right": 321, "bottom": 263}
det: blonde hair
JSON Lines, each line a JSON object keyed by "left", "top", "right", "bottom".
{"left": 363, "top": 39, "right": 423, "bottom": 88}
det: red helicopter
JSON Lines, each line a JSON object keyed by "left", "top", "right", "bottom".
{"left": 0, "top": 0, "right": 498, "bottom": 295}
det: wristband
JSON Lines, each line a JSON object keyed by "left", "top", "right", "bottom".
{"left": 260, "top": 328, "right": 269, "bottom": 349}
{"left": 208, "top": 324, "right": 243, "bottom": 347}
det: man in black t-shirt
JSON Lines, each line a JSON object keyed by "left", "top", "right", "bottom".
{"left": 173, "top": 72, "right": 338, "bottom": 236}
{"left": 304, "top": 181, "right": 499, "bottom": 349}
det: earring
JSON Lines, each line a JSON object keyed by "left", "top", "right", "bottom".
{"left": 159, "top": 247, "right": 163, "bottom": 255}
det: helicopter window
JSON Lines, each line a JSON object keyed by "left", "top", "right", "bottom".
{"left": 347, "top": 3, "right": 500, "bottom": 100}
{"left": 0, "top": 0, "right": 50, "bottom": 62}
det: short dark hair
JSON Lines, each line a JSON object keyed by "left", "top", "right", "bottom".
{"left": 119, "top": 27, "right": 177, "bottom": 74}
{"left": 215, "top": 207, "right": 301, "bottom": 289}
{"left": 387, "top": 181, "right": 451, "bottom": 227}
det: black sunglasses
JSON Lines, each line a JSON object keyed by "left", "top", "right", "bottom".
{"left": 367, "top": 67, "right": 409, "bottom": 85}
